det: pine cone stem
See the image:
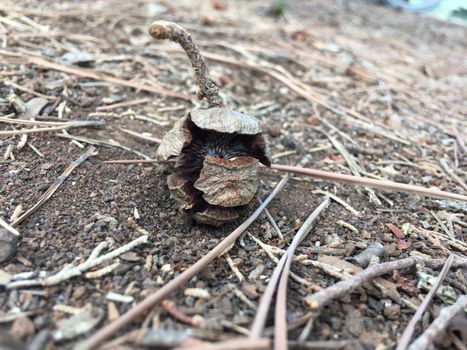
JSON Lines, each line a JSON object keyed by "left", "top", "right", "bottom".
{"left": 149, "top": 21, "right": 224, "bottom": 108}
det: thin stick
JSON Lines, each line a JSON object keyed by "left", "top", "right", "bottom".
{"left": 430, "top": 210, "right": 455, "bottom": 240}
{"left": 99, "top": 158, "right": 467, "bottom": 201}
{"left": 161, "top": 300, "right": 204, "bottom": 327}
{"left": 83, "top": 171, "right": 290, "bottom": 349}
{"left": 247, "top": 234, "right": 317, "bottom": 289}
{"left": 0, "top": 117, "right": 104, "bottom": 136}
{"left": 0, "top": 50, "right": 193, "bottom": 101}
{"left": 11, "top": 146, "right": 95, "bottom": 226}
{"left": 102, "top": 159, "right": 165, "bottom": 165}
{"left": 270, "top": 164, "right": 467, "bottom": 202}
{"left": 0, "top": 124, "right": 101, "bottom": 136}
{"left": 305, "top": 256, "right": 416, "bottom": 309}
{"left": 312, "top": 190, "right": 360, "bottom": 216}
{"left": 396, "top": 255, "right": 455, "bottom": 350}
{"left": 7, "top": 235, "right": 148, "bottom": 288}
{"left": 119, "top": 127, "right": 161, "bottom": 144}
{"left": 257, "top": 196, "right": 283, "bottom": 240}
{"left": 0, "top": 116, "right": 103, "bottom": 127}
{"left": 249, "top": 164, "right": 311, "bottom": 339}
{"left": 0, "top": 126, "right": 71, "bottom": 136}
{"left": 0, "top": 218, "right": 20, "bottom": 236}
{"left": 174, "top": 338, "right": 271, "bottom": 350}
{"left": 275, "top": 198, "right": 330, "bottom": 350}
{"left": 305, "top": 255, "right": 467, "bottom": 310}
{"left": 320, "top": 130, "right": 381, "bottom": 204}
{"left": 56, "top": 133, "right": 150, "bottom": 160}
{"left": 249, "top": 254, "right": 288, "bottom": 339}
{"left": 149, "top": 21, "right": 223, "bottom": 108}
{"left": 4, "top": 80, "right": 57, "bottom": 100}
{"left": 96, "top": 98, "right": 150, "bottom": 111}
{"left": 439, "top": 159, "right": 467, "bottom": 191}
{"left": 408, "top": 295, "right": 467, "bottom": 350}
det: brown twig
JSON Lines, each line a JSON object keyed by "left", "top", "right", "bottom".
{"left": 0, "top": 118, "right": 104, "bottom": 136}
{"left": 82, "top": 170, "right": 289, "bottom": 349}
{"left": 275, "top": 198, "right": 330, "bottom": 350}
{"left": 175, "top": 337, "right": 271, "bottom": 350}
{"left": 0, "top": 50, "right": 194, "bottom": 101}
{"left": 305, "top": 255, "right": 464, "bottom": 309}
{"left": 160, "top": 300, "right": 204, "bottom": 327}
{"left": 4, "top": 80, "right": 57, "bottom": 100}
{"left": 396, "top": 255, "right": 454, "bottom": 350}
{"left": 56, "top": 133, "right": 151, "bottom": 160}
{"left": 102, "top": 159, "right": 167, "bottom": 165}
{"left": 96, "top": 98, "right": 151, "bottom": 111}
{"left": 408, "top": 295, "right": 467, "bottom": 350}
{"left": 288, "top": 339, "right": 351, "bottom": 349}
{"left": 269, "top": 164, "right": 467, "bottom": 202}
{"left": 149, "top": 21, "right": 223, "bottom": 108}
{"left": 119, "top": 128, "right": 161, "bottom": 144}
{"left": 11, "top": 146, "right": 96, "bottom": 227}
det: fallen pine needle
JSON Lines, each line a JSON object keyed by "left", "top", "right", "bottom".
{"left": 175, "top": 337, "right": 271, "bottom": 350}
{"left": 11, "top": 146, "right": 96, "bottom": 227}
{"left": 249, "top": 254, "right": 287, "bottom": 339}
{"left": 99, "top": 158, "right": 467, "bottom": 201}
{"left": 96, "top": 98, "right": 151, "bottom": 111}
{"left": 56, "top": 133, "right": 151, "bottom": 160}
{"left": 161, "top": 300, "right": 204, "bottom": 327}
{"left": 0, "top": 115, "right": 104, "bottom": 128}
{"left": 0, "top": 50, "right": 194, "bottom": 101}
{"left": 0, "top": 116, "right": 104, "bottom": 136}
{"left": 119, "top": 127, "right": 162, "bottom": 144}
{"left": 0, "top": 217, "right": 20, "bottom": 236}
{"left": 270, "top": 164, "right": 467, "bottom": 202}
{"left": 408, "top": 295, "right": 467, "bottom": 350}
{"left": 274, "top": 198, "right": 330, "bottom": 350}
{"left": 256, "top": 196, "right": 284, "bottom": 240}
{"left": 102, "top": 159, "right": 166, "bottom": 165}
{"left": 312, "top": 189, "right": 360, "bottom": 216}
{"left": 396, "top": 255, "right": 455, "bottom": 350}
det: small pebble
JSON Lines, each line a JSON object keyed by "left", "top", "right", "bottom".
{"left": 263, "top": 122, "right": 282, "bottom": 137}
{"left": 0, "top": 229, "right": 18, "bottom": 263}
{"left": 383, "top": 304, "right": 400, "bottom": 320}
{"left": 281, "top": 137, "right": 296, "bottom": 149}
{"left": 10, "top": 316, "right": 35, "bottom": 339}
{"left": 241, "top": 283, "right": 258, "bottom": 299}
{"left": 159, "top": 212, "right": 169, "bottom": 219}
{"left": 41, "top": 163, "right": 54, "bottom": 171}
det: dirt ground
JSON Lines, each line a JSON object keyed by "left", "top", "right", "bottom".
{"left": 0, "top": 0, "right": 466, "bottom": 349}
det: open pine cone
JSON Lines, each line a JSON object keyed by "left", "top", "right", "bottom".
{"left": 157, "top": 108, "right": 270, "bottom": 226}
{"left": 149, "top": 21, "right": 270, "bottom": 226}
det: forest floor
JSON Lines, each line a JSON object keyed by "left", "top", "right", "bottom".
{"left": 0, "top": 0, "right": 466, "bottom": 349}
